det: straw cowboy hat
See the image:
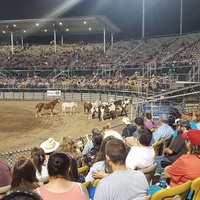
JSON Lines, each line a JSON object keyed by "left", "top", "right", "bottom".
{"left": 40, "top": 137, "right": 59, "bottom": 153}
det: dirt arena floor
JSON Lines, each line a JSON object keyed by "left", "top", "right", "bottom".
{"left": 0, "top": 100, "right": 130, "bottom": 153}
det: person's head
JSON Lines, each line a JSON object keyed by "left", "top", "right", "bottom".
{"left": 176, "top": 118, "right": 191, "bottom": 134}
{"left": 193, "top": 110, "right": 200, "bottom": 123}
{"left": 105, "top": 138, "right": 127, "bottom": 168}
{"left": 95, "top": 136, "right": 114, "bottom": 162}
{"left": 181, "top": 108, "right": 193, "bottom": 120}
{"left": 47, "top": 151, "right": 70, "bottom": 179}
{"left": 137, "top": 126, "right": 152, "bottom": 146}
{"left": 169, "top": 108, "right": 181, "bottom": 119}
{"left": 134, "top": 117, "right": 144, "bottom": 128}
{"left": 11, "top": 157, "right": 38, "bottom": 191}
{"left": 31, "top": 147, "right": 45, "bottom": 174}
{"left": 1, "top": 188, "right": 43, "bottom": 200}
{"left": 40, "top": 137, "right": 59, "bottom": 154}
{"left": 158, "top": 114, "right": 168, "bottom": 124}
{"left": 92, "top": 132, "right": 103, "bottom": 150}
{"left": 168, "top": 115, "right": 176, "bottom": 130}
{"left": 91, "top": 128, "right": 100, "bottom": 135}
{"left": 58, "top": 136, "right": 78, "bottom": 155}
{"left": 182, "top": 129, "right": 200, "bottom": 154}
{"left": 145, "top": 112, "right": 152, "bottom": 120}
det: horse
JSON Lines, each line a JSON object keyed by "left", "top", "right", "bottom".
{"left": 84, "top": 100, "right": 101, "bottom": 115}
{"left": 35, "top": 99, "right": 60, "bottom": 117}
{"left": 62, "top": 102, "right": 77, "bottom": 114}
{"left": 98, "top": 102, "right": 116, "bottom": 121}
{"left": 84, "top": 101, "right": 93, "bottom": 114}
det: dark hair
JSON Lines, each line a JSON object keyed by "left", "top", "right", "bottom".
{"left": 189, "top": 143, "right": 200, "bottom": 155}
{"left": 134, "top": 117, "right": 144, "bottom": 126}
{"left": 31, "top": 147, "right": 45, "bottom": 174}
{"left": 167, "top": 115, "right": 176, "bottom": 130}
{"left": 169, "top": 108, "right": 181, "bottom": 119}
{"left": 92, "top": 132, "right": 103, "bottom": 149}
{"left": 11, "top": 158, "right": 38, "bottom": 191}
{"left": 47, "top": 151, "right": 70, "bottom": 179}
{"left": 145, "top": 112, "right": 152, "bottom": 120}
{"left": 68, "top": 156, "right": 79, "bottom": 182}
{"left": 95, "top": 136, "right": 114, "bottom": 162}
{"left": 105, "top": 138, "right": 127, "bottom": 165}
{"left": 137, "top": 127, "right": 152, "bottom": 146}
{"left": 1, "top": 188, "right": 43, "bottom": 200}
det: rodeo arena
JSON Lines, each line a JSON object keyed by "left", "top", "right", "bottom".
{"left": 1, "top": 12, "right": 200, "bottom": 200}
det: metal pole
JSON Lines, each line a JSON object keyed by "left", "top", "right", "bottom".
{"left": 180, "top": 0, "right": 183, "bottom": 36}
{"left": 142, "top": 0, "right": 145, "bottom": 40}
{"left": 54, "top": 30, "right": 57, "bottom": 53}
{"left": 21, "top": 37, "right": 24, "bottom": 48}
{"left": 103, "top": 28, "right": 106, "bottom": 53}
{"left": 61, "top": 35, "right": 64, "bottom": 45}
{"left": 11, "top": 32, "right": 14, "bottom": 54}
{"left": 111, "top": 33, "right": 114, "bottom": 45}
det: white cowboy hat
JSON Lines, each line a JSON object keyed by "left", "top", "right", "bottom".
{"left": 40, "top": 137, "right": 59, "bottom": 154}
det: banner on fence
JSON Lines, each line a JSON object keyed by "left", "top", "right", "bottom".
{"left": 141, "top": 102, "right": 185, "bottom": 120}
{"left": 47, "top": 90, "right": 61, "bottom": 96}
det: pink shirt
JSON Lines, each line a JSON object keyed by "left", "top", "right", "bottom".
{"left": 38, "top": 182, "right": 86, "bottom": 200}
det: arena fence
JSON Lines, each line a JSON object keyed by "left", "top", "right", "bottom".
{"left": 0, "top": 123, "right": 124, "bottom": 168}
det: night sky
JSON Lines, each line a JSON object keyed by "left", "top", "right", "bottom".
{"left": 0, "top": 0, "right": 200, "bottom": 40}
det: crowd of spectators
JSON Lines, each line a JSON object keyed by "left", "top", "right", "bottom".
{"left": 1, "top": 107, "right": 200, "bottom": 199}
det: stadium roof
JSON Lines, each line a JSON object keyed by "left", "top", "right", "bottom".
{"left": 0, "top": 15, "right": 121, "bottom": 37}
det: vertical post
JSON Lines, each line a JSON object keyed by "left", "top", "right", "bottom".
{"left": 54, "top": 30, "right": 57, "bottom": 53}
{"left": 111, "top": 33, "right": 114, "bottom": 45}
{"left": 11, "top": 32, "right": 14, "bottom": 54}
{"left": 103, "top": 28, "right": 106, "bottom": 53}
{"left": 142, "top": 0, "right": 145, "bottom": 40}
{"left": 180, "top": 0, "right": 183, "bottom": 36}
{"left": 61, "top": 35, "right": 64, "bottom": 45}
{"left": 21, "top": 37, "right": 24, "bottom": 48}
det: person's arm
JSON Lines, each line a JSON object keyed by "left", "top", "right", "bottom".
{"left": 164, "top": 166, "right": 171, "bottom": 178}
{"left": 163, "top": 148, "right": 173, "bottom": 155}
{"left": 125, "top": 136, "right": 138, "bottom": 147}
{"left": 92, "top": 169, "right": 109, "bottom": 179}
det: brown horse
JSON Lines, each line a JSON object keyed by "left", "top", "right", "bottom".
{"left": 35, "top": 99, "right": 60, "bottom": 117}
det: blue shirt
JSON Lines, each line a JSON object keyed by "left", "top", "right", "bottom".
{"left": 151, "top": 124, "right": 174, "bottom": 144}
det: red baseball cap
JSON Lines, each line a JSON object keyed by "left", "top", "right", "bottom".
{"left": 182, "top": 129, "right": 200, "bottom": 146}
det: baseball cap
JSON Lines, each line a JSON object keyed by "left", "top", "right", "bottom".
{"left": 182, "top": 108, "right": 193, "bottom": 116}
{"left": 182, "top": 129, "right": 200, "bottom": 146}
{"left": 122, "top": 117, "right": 131, "bottom": 125}
{"left": 176, "top": 118, "right": 190, "bottom": 128}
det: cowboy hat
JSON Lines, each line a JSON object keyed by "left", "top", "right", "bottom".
{"left": 40, "top": 137, "right": 59, "bottom": 153}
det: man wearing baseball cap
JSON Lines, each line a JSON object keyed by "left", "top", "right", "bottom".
{"left": 164, "top": 129, "right": 200, "bottom": 187}
{"left": 154, "top": 118, "right": 190, "bottom": 174}
{"left": 182, "top": 108, "right": 197, "bottom": 129}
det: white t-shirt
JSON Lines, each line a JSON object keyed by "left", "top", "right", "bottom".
{"left": 125, "top": 146, "right": 155, "bottom": 170}
{"left": 104, "top": 130, "right": 122, "bottom": 140}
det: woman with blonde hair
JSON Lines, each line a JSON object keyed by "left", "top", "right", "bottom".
{"left": 193, "top": 110, "right": 200, "bottom": 130}
{"left": 58, "top": 136, "right": 82, "bottom": 167}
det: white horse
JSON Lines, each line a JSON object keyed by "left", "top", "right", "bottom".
{"left": 62, "top": 102, "right": 77, "bottom": 114}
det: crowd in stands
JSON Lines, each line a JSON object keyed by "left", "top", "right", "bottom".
{"left": 1, "top": 32, "right": 200, "bottom": 72}
{"left": 1, "top": 107, "right": 200, "bottom": 199}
